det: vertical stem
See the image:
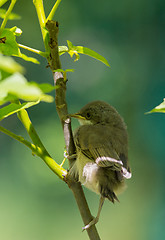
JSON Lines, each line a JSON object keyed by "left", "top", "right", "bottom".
{"left": 46, "top": 20, "right": 101, "bottom": 240}
{"left": 33, "top": 0, "right": 46, "bottom": 28}
{"left": 33, "top": 0, "right": 48, "bottom": 50}
{"left": 0, "top": 0, "right": 17, "bottom": 36}
{"left": 45, "top": 20, "right": 61, "bottom": 70}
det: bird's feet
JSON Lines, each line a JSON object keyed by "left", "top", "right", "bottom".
{"left": 82, "top": 216, "right": 99, "bottom": 231}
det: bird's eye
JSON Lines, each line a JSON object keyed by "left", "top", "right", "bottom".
{"left": 86, "top": 112, "right": 91, "bottom": 119}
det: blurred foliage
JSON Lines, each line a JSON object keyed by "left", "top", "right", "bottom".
{"left": 0, "top": 0, "right": 165, "bottom": 240}
{"left": 0, "top": 8, "right": 21, "bottom": 20}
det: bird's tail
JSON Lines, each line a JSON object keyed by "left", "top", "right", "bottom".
{"left": 100, "top": 186, "right": 119, "bottom": 203}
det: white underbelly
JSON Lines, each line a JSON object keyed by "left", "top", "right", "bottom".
{"left": 72, "top": 152, "right": 100, "bottom": 194}
{"left": 81, "top": 162, "right": 100, "bottom": 194}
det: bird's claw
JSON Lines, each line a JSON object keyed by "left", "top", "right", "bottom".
{"left": 82, "top": 217, "right": 99, "bottom": 231}
{"left": 67, "top": 153, "right": 77, "bottom": 160}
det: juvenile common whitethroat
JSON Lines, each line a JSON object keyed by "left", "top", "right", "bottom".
{"left": 69, "top": 100, "right": 131, "bottom": 230}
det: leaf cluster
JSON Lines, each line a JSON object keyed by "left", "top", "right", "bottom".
{"left": 0, "top": 0, "right": 110, "bottom": 118}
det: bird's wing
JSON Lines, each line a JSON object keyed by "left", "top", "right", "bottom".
{"left": 74, "top": 124, "right": 131, "bottom": 178}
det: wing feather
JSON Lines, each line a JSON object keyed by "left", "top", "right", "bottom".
{"left": 74, "top": 124, "right": 131, "bottom": 177}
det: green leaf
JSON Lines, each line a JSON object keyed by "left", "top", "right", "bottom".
{"left": 67, "top": 40, "right": 74, "bottom": 49}
{"left": 148, "top": 99, "right": 165, "bottom": 113}
{"left": 67, "top": 40, "right": 110, "bottom": 67}
{"left": 0, "top": 73, "right": 54, "bottom": 105}
{"left": 0, "top": 54, "right": 24, "bottom": 74}
{"left": 58, "top": 45, "right": 68, "bottom": 55}
{"left": 0, "top": 28, "right": 19, "bottom": 55}
{"left": 67, "top": 40, "right": 80, "bottom": 61}
{"left": 76, "top": 46, "right": 110, "bottom": 66}
{"left": 16, "top": 49, "right": 39, "bottom": 64}
{"left": 0, "top": 28, "right": 39, "bottom": 64}
{"left": 0, "top": 101, "right": 40, "bottom": 120}
{"left": 0, "top": 8, "right": 21, "bottom": 20}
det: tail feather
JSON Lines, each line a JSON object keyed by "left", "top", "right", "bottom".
{"left": 100, "top": 185, "right": 119, "bottom": 203}
{"left": 107, "top": 190, "right": 119, "bottom": 203}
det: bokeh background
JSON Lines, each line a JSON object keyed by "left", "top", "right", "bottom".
{"left": 1, "top": 0, "right": 165, "bottom": 239}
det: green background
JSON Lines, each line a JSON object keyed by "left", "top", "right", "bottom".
{"left": 1, "top": 0, "right": 165, "bottom": 239}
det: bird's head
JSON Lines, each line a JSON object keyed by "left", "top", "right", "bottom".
{"left": 70, "top": 100, "right": 125, "bottom": 127}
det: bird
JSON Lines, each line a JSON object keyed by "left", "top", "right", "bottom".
{"left": 69, "top": 100, "right": 131, "bottom": 230}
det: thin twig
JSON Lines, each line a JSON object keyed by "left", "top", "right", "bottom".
{"left": 18, "top": 43, "right": 48, "bottom": 57}
{"left": 47, "top": 0, "right": 62, "bottom": 22}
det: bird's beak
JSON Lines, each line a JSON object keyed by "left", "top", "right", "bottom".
{"left": 70, "top": 113, "right": 86, "bottom": 120}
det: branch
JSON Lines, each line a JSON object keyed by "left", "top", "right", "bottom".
{"left": 16, "top": 101, "right": 67, "bottom": 179}
{"left": 0, "top": 125, "right": 66, "bottom": 179}
{"left": 46, "top": 20, "right": 101, "bottom": 240}
{"left": 33, "top": 0, "right": 49, "bottom": 53}
{"left": 17, "top": 107, "right": 48, "bottom": 155}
